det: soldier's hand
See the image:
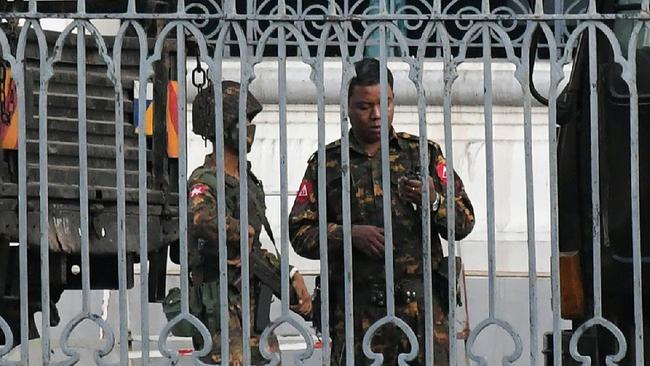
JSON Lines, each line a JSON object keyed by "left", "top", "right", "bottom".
{"left": 247, "top": 225, "right": 256, "bottom": 251}
{"left": 290, "top": 271, "right": 313, "bottom": 316}
{"left": 351, "top": 225, "right": 385, "bottom": 258}
{"left": 399, "top": 176, "right": 437, "bottom": 205}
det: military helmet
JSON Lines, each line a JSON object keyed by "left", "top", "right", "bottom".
{"left": 192, "top": 80, "right": 263, "bottom": 149}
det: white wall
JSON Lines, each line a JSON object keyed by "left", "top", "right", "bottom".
{"left": 185, "top": 60, "right": 559, "bottom": 277}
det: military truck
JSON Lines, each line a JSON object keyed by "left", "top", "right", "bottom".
{"left": 531, "top": 0, "right": 650, "bottom": 364}
{"left": 0, "top": 0, "right": 180, "bottom": 347}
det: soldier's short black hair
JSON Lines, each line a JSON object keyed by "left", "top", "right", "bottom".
{"left": 348, "top": 58, "right": 394, "bottom": 100}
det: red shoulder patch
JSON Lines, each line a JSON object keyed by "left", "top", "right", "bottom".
{"left": 295, "top": 179, "right": 313, "bottom": 204}
{"left": 190, "top": 184, "right": 209, "bottom": 198}
{"left": 436, "top": 162, "right": 448, "bottom": 186}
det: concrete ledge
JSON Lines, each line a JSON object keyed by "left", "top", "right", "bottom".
{"left": 186, "top": 59, "right": 570, "bottom": 107}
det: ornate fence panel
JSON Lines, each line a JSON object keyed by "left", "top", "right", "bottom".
{"left": 0, "top": 0, "right": 648, "bottom": 365}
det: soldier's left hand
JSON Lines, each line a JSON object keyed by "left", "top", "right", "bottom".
{"left": 399, "top": 176, "right": 437, "bottom": 205}
{"left": 290, "top": 271, "right": 313, "bottom": 316}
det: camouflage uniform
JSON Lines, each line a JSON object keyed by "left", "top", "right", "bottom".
{"left": 188, "top": 81, "right": 283, "bottom": 365}
{"left": 188, "top": 155, "right": 285, "bottom": 365}
{"left": 289, "top": 130, "right": 475, "bottom": 366}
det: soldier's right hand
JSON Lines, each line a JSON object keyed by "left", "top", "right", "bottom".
{"left": 351, "top": 225, "right": 385, "bottom": 258}
{"left": 247, "top": 225, "right": 256, "bottom": 251}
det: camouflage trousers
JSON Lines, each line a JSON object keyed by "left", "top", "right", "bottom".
{"left": 190, "top": 281, "right": 280, "bottom": 365}
{"left": 330, "top": 292, "right": 450, "bottom": 366}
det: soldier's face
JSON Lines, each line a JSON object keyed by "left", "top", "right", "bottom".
{"left": 348, "top": 83, "right": 395, "bottom": 145}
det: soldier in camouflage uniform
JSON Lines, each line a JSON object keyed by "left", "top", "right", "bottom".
{"left": 189, "top": 80, "right": 312, "bottom": 365}
{"left": 289, "top": 59, "right": 475, "bottom": 365}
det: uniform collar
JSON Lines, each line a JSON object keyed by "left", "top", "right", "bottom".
{"left": 348, "top": 128, "right": 402, "bottom": 156}
{"left": 203, "top": 154, "right": 251, "bottom": 187}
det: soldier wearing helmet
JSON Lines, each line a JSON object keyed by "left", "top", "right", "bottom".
{"left": 191, "top": 80, "right": 262, "bottom": 152}
{"left": 187, "top": 81, "right": 312, "bottom": 364}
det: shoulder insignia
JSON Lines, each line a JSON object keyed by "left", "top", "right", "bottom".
{"left": 190, "top": 184, "right": 209, "bottom": 198}
{"left": 295, "top": 179, "right": 314, "bottom": 204}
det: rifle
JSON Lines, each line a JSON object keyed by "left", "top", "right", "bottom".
{"left": 249, "top": 244, "right": 298, "bottom": 331}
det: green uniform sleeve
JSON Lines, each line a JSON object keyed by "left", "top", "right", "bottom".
{"left": 258, "top": 248, "right": 296, "bottom": 281}
{"left": 189, "top": 182, "right": 243, "bottom": 250}
{"left": 289, "top": 156, "right": 344, "bottom": 260}
{"left": 429, "top": 143, "right": 476, "bottom": 240}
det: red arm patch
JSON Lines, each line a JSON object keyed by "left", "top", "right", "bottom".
{"left": 295, "top": 179, "right": 313, "bottom": 204}
{"left": 436, "top": 162, "right": 448, "bottom": 186}
{"left": 190, "top": 184, "right": 209, "bottom": 198}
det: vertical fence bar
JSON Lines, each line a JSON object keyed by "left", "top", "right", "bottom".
{"left": 414, "top": 59, "right": 433, "bottom": 366}
{"left": 378, "top": 26, "right": 396, "bottom": 319}
{"left": 628, "top": 26, "right": 645, "bottom": 366}
{"left": 442, "top": 52, "right": 459, "bottom": 366}
{"left": 522, "top": 25, "right": 538, "bottom": 366}
{"left": 547, "top": 28, "right": 563, "bottom": 366}
{"left": 278, "top": 22, "right": 291, "bottom": 320}
{"left": 482, "top": 23, "right": 497, "bottom": 322}
{"left": 317, "top": 6, "right": 336, "bottom": 364}
{"left": 247, "top": 0, "right": 255, "bottom": 57}
{"left": 77, "top": 23, "right": 90, "bottom": 314}
{"left": 16, "top": 21, "right": 34, "bottom": 364}
{"left": 77, "top": 24, "right": 92, "bottom": 317}
{"left": 176, "top": 24, "right": 190, "bottom": 317}
{"left": 315, "top": 35, "right": 331, "bottom": 366}
{"left": 211, "top": 47, "right": 231, "bottom": 365}
{"left": 587, "top": 25, "right": 602, "bottom": 319}
{"left": 238, "top": 48, "right": 252, "bottom": 366}
{"left": 340, "top": 60, "right": 355, "bottom": 366}
{"left": 39, "top": 37, "right": 52, "bottom": 366}
{"left": 136, "top": 32, "right": 150, "bottom": 366}
{"left": 113, "top": 23, "right": 130, "bottom": 366}
{"left": 127, "top": 0, "right": 136, "bottom": 15}
{"left": 235, "top": 41, "right": 253, "bottom": 366}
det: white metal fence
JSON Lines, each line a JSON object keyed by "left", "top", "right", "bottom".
{"left": 0, "top": 0, "right": 648, "bottom": 364}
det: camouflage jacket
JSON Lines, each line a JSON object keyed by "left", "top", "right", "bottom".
{"left": 188, "top": 154, "right": 283, "bottom": 284}
{"left": 289, "top": 130, "right": 475, "bottom": 286}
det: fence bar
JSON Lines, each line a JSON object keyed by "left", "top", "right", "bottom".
{"left": 482, "top": 24, "right": 497, "bottom": 320}
{"left": 378, "top": 26, "right": 396, "bottom": 319}
{"left": 77, "top": 23, "right": 91, "bottom": 315}
{"left": 16, "top": 22, "right": 33, "bottom": 364}
{"left": 521, "top": 28, "right": 539, "bottom": 366}
{"left": 209, "top": 46, "right": 231, "bottom": 364}
{"left": 628, "top": 25, "right": 644, "bottom": 366}
{"left": 442, "top": 50, "right": 459, "bottom": 366}
{"left": 39, "top": 38, "right": 52, "bottom": 366}
{"left": 238, "top": 48, "right": 253, "bottom": 366}
{"left": 176, "top": 24, "right": 190, "bottom": 316}
{"left": 414, "top": 43, "right": 434, "bottom": 366}
{"left": 112, "top": 24, "right": 129, "bottom": 366}
{"left": 278, "top": 24, "right": 291, "bottom": 318}
{"left": 340, "top": 59, "right": 355, "bottom": 366}
{"left": 315, "top": 35, "right": 331, "bottom": 365}
{"left": 136, "top": 29, "right": 150, "bottom": 366}
{"left": 232, "top": 48, "right": 253, "bottom": 366}
{"left": 628, "top": 21, "right": 650, "bottom": 365}
{"left": 587, "top": 25, "right": 602, "bottom": 319}
{"left": 544, "top": 23, "right": 563, "bottom": 366}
